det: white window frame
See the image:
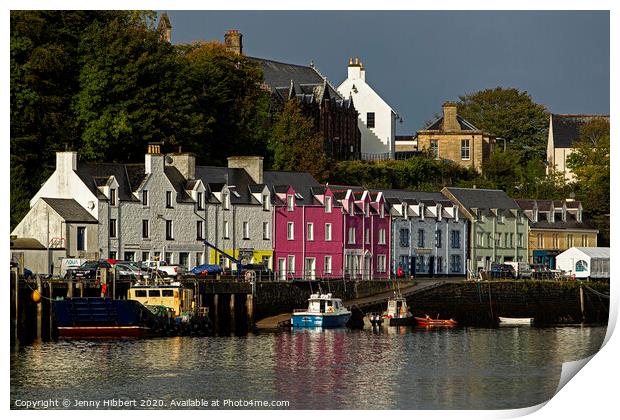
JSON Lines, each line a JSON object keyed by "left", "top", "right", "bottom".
{"left": 287, "top": 222, "right": 294, "bottom": 240}
{"left": 223, "top": 220, "right": 230, "bottom": 239}
{"left": 325, "top": 223, "right": 332, "bottom": 241}
{"left": 243, "top": 221, "right": 250, "bottom": 240}
{"left": 287, "top": 255, "right": 295, "bottom": 275}
{"left": 197, "top": 220, "right": 204, "bottom": 240}
{"left": 307, "top": 223, "right": 314, "bottom": 241}
{"left": 461, "top": 139, "right": 471, "bottom": 160}
{"left": 287, "top": 195, "right": 294, "bottom": 211}
{"left": 378, "top": 228, "right": 386, "bottom": 245}
{"left": 262, "top": 193, "right": 270, "bottom": 211}
{"left": 142, "top": 190, "right": 148, "bottom": 206}
{"left": 348, "top": 227, "right": 356, "bottom": 244}
{"left": 324, "top": 256, "right": 332, "bottom": 275}
{"left": 325, "top": 196, "right": 332, "bottom": 213}
{"left": 377, "top": 254, "right": 386, "bottom": 273}
{"left": 263, "top": 222, "right": 270, "bottom": 240}
{"left": 142, "top": 219, "right": 150, "bottom": 239}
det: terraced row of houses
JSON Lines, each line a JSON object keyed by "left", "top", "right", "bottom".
{"left": 11, "top": 147, "right": 598, "bottom": 279}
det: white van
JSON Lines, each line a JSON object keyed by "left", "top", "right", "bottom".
{"left": 60, "top": 258, "right": 88, "bottom": 278}
{"left": 505, "top": 261, "right": 532, "bottom": 279}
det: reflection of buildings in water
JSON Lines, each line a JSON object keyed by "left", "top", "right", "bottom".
{"left": 275, "top": 329, "right": 404, "bottom": 409}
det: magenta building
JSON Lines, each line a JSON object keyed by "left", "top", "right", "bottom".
{"left": 333, "top": 189, "right": 391, "bottom": 279}
{"left": 266, "top": 172, "right": 345, "bottom": 281}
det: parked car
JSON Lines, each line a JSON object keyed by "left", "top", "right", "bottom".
{"left": 531, "top": 264, "right": 553, "bottom": 279}
{"left": 113, "top": 261, "right": 144, "bottom": 279}
{"left": 65, "top": 260, "right": 112, "bottom": 280}
{"left": 191, "top": 264, "right": 223, "bottom": 277}
{"left": 489, "top": 263, "right": 516, "bottom": 279}
{"left": 142, "top": 260, "right": 186, "bottom": 277}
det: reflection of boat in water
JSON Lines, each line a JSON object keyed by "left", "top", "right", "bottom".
{"left": 291, "top": 293, "right": 351, "bottom": 328}
{"left": 498, "top": 317, "right": 533, "bottom": 326}
{"left": 53, "top": 282, "right": 211, "bottom": 338}
{"left": 363, "top": 312, "right": 383, "bottom": 328}
{"left": 382, "top": 294, "right": 414, "bottom": 326}
{"left": 415, "top": 315, "right": 457, "bottom": 327}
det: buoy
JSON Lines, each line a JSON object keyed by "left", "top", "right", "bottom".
{"left": 31, "top": 290, "right": 42, "bottom": 303}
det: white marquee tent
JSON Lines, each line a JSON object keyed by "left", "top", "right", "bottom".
{"left": 555, "top": 247, "right": 610, "bottom": 279}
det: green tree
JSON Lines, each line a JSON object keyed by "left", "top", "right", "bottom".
{"left": 268, "top": 99, "right": 329, "bottom": 180}
{"left": 180, "top": 42, "right": 271, "bottom": 165}
{"left": 74, "top": 14, "right": 197, "bottom": 162}
{"left": 457, "top": 87, "right": 549, "bottom": 163}
{"left": 566, "top": 117, "right": 610, "bottom": 245}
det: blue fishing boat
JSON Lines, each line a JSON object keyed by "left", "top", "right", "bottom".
{"left": 291, "top": 293, "right": 351, "bottom": 328}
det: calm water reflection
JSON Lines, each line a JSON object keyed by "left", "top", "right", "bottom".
{"left": 11, "top": 326, "right": 606, "bottom": 409}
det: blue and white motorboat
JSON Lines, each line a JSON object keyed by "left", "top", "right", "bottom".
{"left": 291, "top": 293, "right": 351, "bottom": 328}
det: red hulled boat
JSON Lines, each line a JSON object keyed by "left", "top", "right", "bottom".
{"left": 415, "top": 315, "right": 457, "bottom": 327}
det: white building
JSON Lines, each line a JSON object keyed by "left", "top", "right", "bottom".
{"left": 555, "top": 247, "right": 609, "bottom": 279}
{"left": 337, "top": 57, "right": 399, "bottom": 160}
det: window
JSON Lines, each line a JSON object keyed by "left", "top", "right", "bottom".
{"left": 165, "top": 220, "right": 173, "bottom": 240}
{"left": 287, "top": 222, "right": 294, "bottom": 240}
{"left": 377, "top": 255, "right": 386, "bottom": 272}
{"left": 365, "top": 228, "right": 371, "bottom": 244}
{"left": 278, "top": 258, "right": 286, "bottom": 280}
{"left": 450, "top": 255, "right": 462, "bottom": 273}
{"left": 148, "top": 290, "right": 161, "bottom": 298}
{"left": 263, "top": 222, "right": 270, "bottom": 240}
{"left": 509, "top": 233, "right": 514, "bottom": 248}
{"left": 324, "top": 256, "right": 332, "bottom": 275}
{"left": 399, "top": 228, "right": 410, "bottom": 247}
{"left": 575, "top": 260, "right": 588, "bottom": 272}
{"left": 197, "top": 192, "right": 203, "bottom": 210}
{"left": 110, "top": 189, "right": 117, "bottom": 206}
{"left": 365, "top": 202, "right": 370, "bottom": 216}
{"left": 348, "top": 227, "right": 356, "bottom": 244}
{"left": 165, "top": 252, "right": 172, "bottom": 263}
{"left": 179, "top": 252, "right": 189, "bottom": 269}
{"left": 142, "top": 190, "right": 148, "bottom": 206}
{"left": 417, "top": 229, "right": 425, "bottom": 247}
{"left": 195, "top": 252, "right": 203, "bottom": 266}
{"left": 287, "top": 255, "right": 295, "bottom": 275}
{"left": 262, "top": 194, "right": 269, "bottom": 211}
{"left": 581, "top": 235, "right": 588, "bottom": 246}
{"left": 166, "top": 191, "right": 173, "bottom": 208}
{"left": 142, "top": 219, "right": 149, "bottom": 239}
{"left": 134, "top": 290, "right": 147, "bottom": 297}
{"left": 77, "top": 227, "right": 86, "bottom": 251}
{"left": 222, "top": 193, "right": 230, "bottom": 210}
{"left": 162, "top": 290, "right": 174, "bottom": 297}
{"left": 451, "top": 230, "right": 460, "bottom": 248}
{"left": 567, "top": 234, "right": 574, "bottom": 248}
{"left": 109, "top": 251, "right": 117, "bottom": 260}
{"left": 435, "top": 229, "right": 442, "bottom": 248}
{"left": 552, "top": 234, "right": 559, "bottom": 249}
{"left": 325, "top": 223, "right": 332, "bottom": 241}
{"left": 461, "top": 139, "right": 470, "bottom": 160}
{"left": 142, "top": 251, "right": 150, "bottom": 262}
{"left": 537, "top": 234, "right": 544, "bottom": 248}
{"left": 287, "top": 195, "right": 294, "bottom": 211}
{"left": 223, "top": 221, "right": 230, "bottom": 239}
{"left": 437, "top": 256, "right": 443, "bottom": 273}
{"left": 243, "top": 221, "right": 250, "bottom": 239}
{"left": 495, "top": 233, "right": 501, "bottom": 247}
{"left": 325, "top": 196, "right": 332, "bottom": 213}
{"left": 307, "top": 223, "right": 314, "bottom": 241}
{"left": 197, "top": 220, "right": 204, "bottom": 240}
{"left": 518, "top": 233, "right": 524, "bottom": 248}
{"left": 378, "top": 228, "right": 386, "bottom": 245}
{"left": 109, "top": 219, "right": 117, "bottom": 238}
{"left": 380, "top": 205, "right": 385, "bottom": 218}
{"left": 124, "top": 251, "right": 135, "bottom": 262}
{"left": 366, "top": 112, "right": 375, "bottom": 128}
{"left": 430, "top": 139, "right": 439, "bottom": 159}
{"left": 477, "top": 232, "right": 484, "bottom": 247}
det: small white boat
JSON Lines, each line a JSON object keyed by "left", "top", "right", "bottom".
{"left": 498, "top": 317, "right": 533, "bottom": 325}
{"left": 291, "top": 293, "right": 351, "bottom": 328}
{"left": 382, "top": 294, "right": 414, "bottom": 326}
{"left": 363, "top": 312, "right": 383, "bottom": 328}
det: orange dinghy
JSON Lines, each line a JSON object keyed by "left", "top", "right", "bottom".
{"left": 415, "top": 315, "right": 457, "bottom": 327}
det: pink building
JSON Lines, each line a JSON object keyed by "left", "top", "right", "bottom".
{"left": 268, "top": 176, "right": 344, "bottom": 281}
{"left": 333, "top": 189, "right": 391, "bottom": 279}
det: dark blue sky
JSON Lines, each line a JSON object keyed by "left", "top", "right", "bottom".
{"left": 162, "top": 10, "right": 609, "bottom": 134}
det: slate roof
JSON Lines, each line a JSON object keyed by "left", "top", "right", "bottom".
{"left": 550, "top": 114, "right": 609, "bottom": 149}
{"left": 422, "top": 115, "right": 480, "bottom": 131}
{"left": 10, "top": 237, "right": 46, "bottom": 250}
{"left": 263, "top": 170, "right": 322, "bottom": 206}
{"left": 76, "top": 162, "right": 137, "bottom": 201}
{"left": 196, "top": 166, "right": 257, "bottom": 205}
{"left": 443, "top": 187, "right": 518, "bottom": 211}
{"left": 376, "top": 189, "right": 446, "bottom": 204}
{"left": 164, "top": 166, "right": 194, "bottom": 203}
{"left": 41, "top": 198, "right": 98, "bottom": 223}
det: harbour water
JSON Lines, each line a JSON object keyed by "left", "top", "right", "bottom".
{"left": 11, "top": 326, "right": 606, "bottom": 410}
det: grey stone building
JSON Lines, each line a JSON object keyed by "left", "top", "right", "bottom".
{"left": 383, "top": 190, "right": 468, "bottom": 277}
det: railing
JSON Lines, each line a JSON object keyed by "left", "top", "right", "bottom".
{"left": 361, "top": 152, "right": 392, "bottom": 161}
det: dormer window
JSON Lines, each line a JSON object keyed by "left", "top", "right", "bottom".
{"left": 325, "top": 196, "right": 332, "bottom": 213}
{"left": 110, "top": 188, "right": 117, "bottom": 206}
{"left": 142, "top": 190, "right": 148, "bottom": 206}
{"left": 287, "top": 195, "right": 294, "bottom": 211}
{"left": 262, "top": 193, "right": 269, "bottom": 211}
{"left": 365, "top": 202, "right": 369, "bottom": 216}
{"left": 197, "top": 192, "right": 203, "bottom": 210}
{"left": 222, "top": 192, "right": 230, "bottom": 210}
{"left": 533, "top": 209, "right": 538, "bottom": 222}
{"left": 349, "top": 202, "right": 354, "bottom": 216}
{"left": 380, "top": 205, "right": 385, "bottom": 218}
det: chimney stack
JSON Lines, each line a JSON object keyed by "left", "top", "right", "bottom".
{"left": 224, "top": 30, "right": 243, "bottom": 55}
{"left": 227, "top": 156, "right": 263, "bottom": 184}
{"left": 56, "top": 151, "right": 77, "bottom": 172}
{"left": 442, "top": 102, "right": 460, "bottom": 131}
{"left": 347, "top": 56, "right": 365, "bottom": 81}
{"left": 145, "top": 143, "right": 164, "bottom": 174}
{"left": 166, "top": 152, "right": 196, "bottom": 181}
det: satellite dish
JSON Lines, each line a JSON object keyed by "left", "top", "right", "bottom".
{"left": 165, "top": 156, "right": 173, "bottom": 164}
{"left": 87, "top": 201, "right": 95, "bottom": 209}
